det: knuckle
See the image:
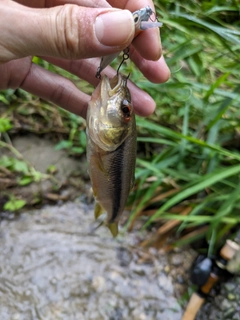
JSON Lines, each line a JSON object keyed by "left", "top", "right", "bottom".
{"left": 0, "top": 58, "right": 32, "bottom": 90}
{"left": 55, "top": 5, "right": 83, "bottom": 59}
{"left": 49, "top": 82, "right": 66, "bottom": 102}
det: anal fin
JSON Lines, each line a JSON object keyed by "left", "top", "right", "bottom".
{"left": 107, "top": 222, "right": 118, "bottom": 237}
{"left": 94, "top": 202, "right": 104, "bottom": 220}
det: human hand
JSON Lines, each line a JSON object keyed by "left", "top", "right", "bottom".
{"left": 0, "top": 0, "right": 170, "bottom": 118}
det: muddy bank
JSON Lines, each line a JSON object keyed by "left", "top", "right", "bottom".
{"left": 0, "top": 201, "right": 182, "bottom": 320}
{"left": 0, "top": 135, "right": 89, "bottom": 209}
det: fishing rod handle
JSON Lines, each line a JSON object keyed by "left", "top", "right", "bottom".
{"left": 181, "top": 293, "right": 205, "bottom": 320}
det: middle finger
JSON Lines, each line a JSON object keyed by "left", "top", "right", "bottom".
{"left": 108, "top": 0, "right": 161, "bottom": 61}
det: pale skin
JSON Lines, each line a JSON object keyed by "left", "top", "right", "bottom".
{"left": 0, "top": 0, "right": 170, "bottom": 118}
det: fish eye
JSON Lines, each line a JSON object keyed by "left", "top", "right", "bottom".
{"left": 121, "top": 100, "right": 132, "bottom": 122}
{"left": 133, "top": 14, "right": 139, "bottom": 23}
{"left": 122, "top": 106, "right": 130, "bottom": 115}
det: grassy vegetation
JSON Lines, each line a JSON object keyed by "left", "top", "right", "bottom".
{"left": 127, "top": 0, "right": 240, "bottom": 252}
{"left": 0, "top": 0, "right": 240, "bottom": 253}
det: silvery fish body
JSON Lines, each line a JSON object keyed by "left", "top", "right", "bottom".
{"left": 86, "top": 74, "right": 137, "bottom": 236}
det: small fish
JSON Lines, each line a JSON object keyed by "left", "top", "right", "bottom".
{"left": 96, "top": 6, "right": 162, "bottom": 78}
{"left": 86, "top": 73, "right": 136, "bottom": 236}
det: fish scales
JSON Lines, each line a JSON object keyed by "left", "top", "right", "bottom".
{"left": 88, "top": 128, "right": 136, "bottom": 223}
{"left": 86, "top": 74, "right": 137, "bottom": 236}
{"left": 108, "top": 137, "right": 136, "bottom": 222}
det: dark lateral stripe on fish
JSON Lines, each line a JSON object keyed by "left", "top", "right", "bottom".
{"left": 108, "top": 142, "right": 125, "bottom": 222}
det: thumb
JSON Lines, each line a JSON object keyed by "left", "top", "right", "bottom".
{"left": 0, "top": 1, "right": 135, "bottom": 62}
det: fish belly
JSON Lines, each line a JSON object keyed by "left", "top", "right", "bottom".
{"left": 87, "top": 128, "right": 136, "bottom": 226}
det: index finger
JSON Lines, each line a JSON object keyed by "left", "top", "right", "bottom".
{"left": 108, "top": 0, "right": 161, "bottom": 61}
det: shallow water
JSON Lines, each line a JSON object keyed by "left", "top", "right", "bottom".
{"left": 0, "top": 202, "right": 182, "bottom": 320}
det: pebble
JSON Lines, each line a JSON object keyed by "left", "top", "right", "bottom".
{"left": 170, "top": 254, "right": 183, "bottom": 266}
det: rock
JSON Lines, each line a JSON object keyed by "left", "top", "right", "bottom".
{"left": 170, "top": 254, "right": 183, "bottom": 266}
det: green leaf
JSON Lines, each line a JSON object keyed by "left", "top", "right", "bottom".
{"left": 4, "top": 197, "right": 26, "bottom": 211}
{"left": 71, "top": 147, "right": 84, "bottom": 154}
{"left": 0, "top": 118, "right": 12, "bottom": 132}
{"left": 0, "top": 155, "right": 12, "bottom": 168}
{"left": 0, "top": 94, "right": 10, "bottom": 105}
{"left": 144, "top": 164, "right": 240, "bottom": 228}
{"left": 47, "top": 165, "right": 57, "bottom": 174}
{"left": 204, "top": 73, "right": 230, "bottom": 101}
{"left": 55, "top": 140, "right": 73, "bottom": 150}
{"left": 173, "top": 13, "right": 240, "bottom": 45}
{"left": 31, "top": 171, "right": 43, "bottom": 182}
{"left": 79, "top": 131, "right": 87, "bottom": 148}
{"left": 18, "top": 176, "right": 33, "bottom": 186}
{"left": 0, "top": 156, "right": 29, "bottom": 174}
{"left": 13, "top": 160, "right": 29, "bottom": 174}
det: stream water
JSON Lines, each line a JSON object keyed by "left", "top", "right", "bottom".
{"left": 0, "top": 201, "right": 182, "bottom": 320}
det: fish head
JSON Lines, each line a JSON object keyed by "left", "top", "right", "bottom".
{"left": 87, "top": 74, "right": 135, "bottom": 152}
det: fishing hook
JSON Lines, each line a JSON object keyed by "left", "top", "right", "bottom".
{"left": 117, "top": 47, "right": 130, "bottom": 75}
{"left": 95, "top": 66, "right": 101, "bottom": 79}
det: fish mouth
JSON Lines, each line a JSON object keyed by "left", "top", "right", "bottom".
{"left": 101, "top": 73, "right": 128, "bottom": 96}
{"left": 109, "top": 74, "right": 120, "bottom": 89}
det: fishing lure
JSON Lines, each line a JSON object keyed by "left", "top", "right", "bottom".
{"left": 95, "top": 6, "right": 162, "bottom": 78}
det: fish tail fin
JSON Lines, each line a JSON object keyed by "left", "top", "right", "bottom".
{"left": 94, "top": 202, "right": 104, "bottom": 219}
{"left": 108, "top": 222, "right": 118, "bottom": 237}
{"left": 94, "top": 202, "right": 119, "bottom": 236}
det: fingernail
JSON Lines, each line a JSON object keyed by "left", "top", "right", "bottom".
{"left": 95, "top": 10, "right": 134, "bottom": 46}
{"left": 160, "top": 55, "right": 171, "bottom": 81}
